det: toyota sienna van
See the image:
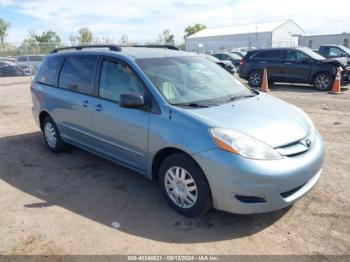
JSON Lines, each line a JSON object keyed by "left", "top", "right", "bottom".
{"left": 31, "top": 45, "right": 325, "bottom": 217}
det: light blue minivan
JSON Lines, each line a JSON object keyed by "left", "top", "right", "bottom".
{"left": 31, "top": 45, "right": 325, "bottom": 217}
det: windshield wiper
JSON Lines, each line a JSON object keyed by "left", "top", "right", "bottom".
{"left": 229, "top": 94, "right": 257, "bottom": 101}
{"left": 171, "top": 102, "right": 210, "bottom": 108}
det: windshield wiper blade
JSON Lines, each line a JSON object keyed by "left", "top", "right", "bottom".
{"left": 172, "top": 102, "right": 209, "bottom": 108}
{"left": 229, "top": 94, "right": 256, "bottom": 101}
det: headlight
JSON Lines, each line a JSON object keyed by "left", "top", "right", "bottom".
{"left": 209, "top": 128, "right": 282, "bottom": 160}
{"left": 292, "top": 105, "right": 314, "bottom": 129}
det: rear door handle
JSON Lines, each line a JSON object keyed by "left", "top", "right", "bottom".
{"left": 260, "top": 61, "right": 267, "bottom": 64}
{"left": 82, "top": 100, "right": 91, "bottom": 108}
{"left": 284, "top": 62, "right": 292, "bottom": 65}
{"left": 93, "top": 104, "right": 103, "bottom": 112}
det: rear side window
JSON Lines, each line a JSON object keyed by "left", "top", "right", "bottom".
{"left": 253, "top": 50, "right": 285, "bottom": 59}
{"left": 59, "top": 55, "right": 98, "bottom": 95}
{"left": 36, "top": 55, "right": 64, "bottom": 86}
{"left": 99, "top": 59, "right": 145, "bottom": 102}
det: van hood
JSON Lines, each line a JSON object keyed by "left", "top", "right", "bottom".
{"left": 185, "top": 93, "right": 311, "bottom": 148}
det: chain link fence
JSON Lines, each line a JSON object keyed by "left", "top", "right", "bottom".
{"left": 0, "top": 42, "right": 64, "bottom": 78}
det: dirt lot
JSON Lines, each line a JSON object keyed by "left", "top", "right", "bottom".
{"left": 0, "top": 76, "right": 349, "bottom": 255}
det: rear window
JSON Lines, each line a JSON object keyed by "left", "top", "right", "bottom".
{"left": 36, "top": 55, "right": 64, "bottom": 86}
{"left": 59, "top": 55, "right": 98, "bottom": 95}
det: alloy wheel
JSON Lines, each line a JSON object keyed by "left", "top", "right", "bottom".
{"left": 315, "top": 74, "right": 332, "bottom": 90}
{"left": 249, "top": 72, "right": 262, "bottom": 86}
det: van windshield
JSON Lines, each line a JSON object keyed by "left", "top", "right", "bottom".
{"left": 136, "top": 56, "right": 252, "bottom": 105}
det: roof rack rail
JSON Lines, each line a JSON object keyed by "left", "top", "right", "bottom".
{"left": 131, "top": 45, "right": 179, "bottom": 51}
{"left": 49, "top": 44, "right": 122, "bottom": 54}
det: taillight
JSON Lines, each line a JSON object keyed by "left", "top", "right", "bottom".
{"left": 240, "top": 59, "right": 245, "bottom": 65}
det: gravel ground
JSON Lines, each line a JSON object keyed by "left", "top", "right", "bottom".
{"left": 0, "top": 76, "right": 349, "bottom": 255}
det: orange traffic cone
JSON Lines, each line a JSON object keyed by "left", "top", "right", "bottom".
{"left": 261, "top": 68, "right": 269, "bottom": 92}
{"left": 329, "top": 67, "right": 343, "bottom": 94}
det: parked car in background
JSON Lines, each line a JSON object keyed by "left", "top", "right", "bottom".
{"left": 229, "top": 51, "right": 245, "bottom": 58}
{"left": 0, "top": 60, "right": 34, "bottom": 77}
{"left": 317, "top": 45, "right": 350, "bottom": 65}
{"left": 32, "top": 44, "right": 324, "bottom": 217}
{"left": 0, "top": 57, "right": 16, "bottom": 63}
{"left": 239, "top": 47, "right": 350, "bottom": 90}
{"left": 203, "top": 54, "right": 236, "bottom": 74}
{"left": 212, "top": 52, "right": 242, "bottom": 70}
{"left": 16, "top": 55, "right": 45, "bottom": 73}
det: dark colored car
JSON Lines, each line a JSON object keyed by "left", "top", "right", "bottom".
{"left": 203, "top": 54, "right": 236, "bottom": 74}
{"left": 0, "top": 60, "right": 34, "bottom": 77}
{"left": 212, "top": 52, "right": 242, "bottom": 69}
{"left": 239, "top": 47, "right": 350, "bottom": 91}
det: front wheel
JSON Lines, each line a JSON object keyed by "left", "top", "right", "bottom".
{"left": 248, "top": 70, "right": 262, "bottom": 87}
{"left": 313, "top": 73, "right": 333, "bottom": 91}
{"left": 159, "top": 153, "right": 212, "bottom": 217}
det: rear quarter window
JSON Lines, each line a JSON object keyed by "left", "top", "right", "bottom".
{"left": 59, "top": 55, "right": 98, "bottom": 95}
{"left": 36, "top": 55, "right": 64, "bottom": 86}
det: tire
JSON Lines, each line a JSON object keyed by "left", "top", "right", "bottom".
{"left": 42, "top": 116, "right": 69, "bottom": 153}
{"left": 248, "top": 70, "right": 262, "bottom": 87}
{"left": 313, "top": 72, "right": 333, "bottom": 91}
{"left": 159, "top": 153, "right": 212, "bottom": 217}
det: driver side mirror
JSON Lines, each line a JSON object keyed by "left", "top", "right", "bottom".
{"left": 119, "top": 93, "right": 145, "bottom": 108}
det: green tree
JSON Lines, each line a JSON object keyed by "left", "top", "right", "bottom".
{"left": 69, "top": 35, "right": 78, "bottom": 46}
{"left": 184, "top": 24, "right": 207, "bottom": 39}
{"left": 0, "top": 18, "right": 10, "bottom": 55}
{"left": 158, "top": 29, "right": 175, "bottom": 45}
{"left": 30, "top": 30, "right": 61, "bottom": 53}
{"left": 119, "top": 34, "right": 128, "bottom": 45}
{"left": 78, "top": 27, "right": 93, "bottom": 44}
{"left": 18, "top": 37, "right": 40, "bottom": 55}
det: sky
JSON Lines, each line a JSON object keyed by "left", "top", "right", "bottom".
{"left": 1, "top": 0, "right": 350, "bottom": 45}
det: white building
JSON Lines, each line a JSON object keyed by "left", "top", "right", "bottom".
{"left": 299, "top": 33, "right": 350, "bottom": 49}
{"left": 186, "top": 20, "right": 304, "bottom": 53}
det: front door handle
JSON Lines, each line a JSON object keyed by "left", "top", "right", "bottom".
{"left": 284, "top": 62, "right": 292, "bottom": 65}
{"left": 260, "top": 61, "right": 267, "bottom": 64}
{"left": 93, "top": 104, "right": 103, "bottom": 112}
{"left": 82, "top": 100, "right": 91, "bottom": 108}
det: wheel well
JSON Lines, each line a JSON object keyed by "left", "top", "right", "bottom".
{"left": 151, "top": 147, "right": 192, "bottom": 181}
{"left": 248, "top": 69, "right": 262, "bottom": 75}
{"left": 39, "top": 111, "right": 50, "bottom": 130}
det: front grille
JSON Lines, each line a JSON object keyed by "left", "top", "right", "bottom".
{"left": 276, "top": 130, "right": 315, "bottom": 157}
{"left": 280, "top": 184, "right": 305, "bottom": 198}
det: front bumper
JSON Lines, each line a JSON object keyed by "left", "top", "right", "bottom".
{"left": 193, "top": 131, "right": 325, "bottom": 214}
{"left": 341, "top": 68, "right": 350, "bottom": 84}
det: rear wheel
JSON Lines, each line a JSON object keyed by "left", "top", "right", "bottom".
{"left": 248, "top": 70, "right": 262, "bottom": 87}
{"left": 42, "top": 116, "right": 69, "bottom": 153}
{"left": 313, "top": 72, "right": 333, "bottom": 91}
{"left": 159, "top": 153, "right": 212, "bottom": 217}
